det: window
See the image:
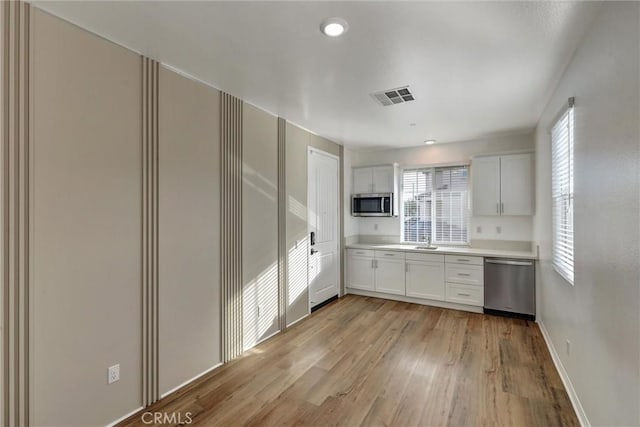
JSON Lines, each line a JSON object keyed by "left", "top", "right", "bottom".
{"left": 551, "top": 103, "right": 574, "bottom": 284}
{"left": 402, "top": 165, "right": 469, "bottom": 245}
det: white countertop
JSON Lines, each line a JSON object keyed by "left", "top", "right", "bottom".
{"left": 346, "top": 243, "right": 537, "bottom": 260}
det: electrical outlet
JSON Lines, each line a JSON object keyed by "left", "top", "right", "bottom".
{"left": 565, "top": 340, "right": 571, "bottom": 356}
{"left": 496, "top": 226, "right": 502, "bottom": 234}
{"left": 374, "top": 223, "right": 379, "bottom": 231}
{"left": 476, "top": 226, "right": 482, "bottom": 233}
{"left": 108, "top": 364, "right": 120, "bottom": 384}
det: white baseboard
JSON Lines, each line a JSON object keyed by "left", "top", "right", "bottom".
{"left": 286, "top": 313, "right": 310, "bottom": 328}
{"left": 346, "top": 288, "right": 483, "bottom": 314}
{"left": 105, "top": 405, "right": 144, "bottom": 427}
{"left": 106, "top": 362, "right": 223, "bottom": 426}
{"left": 243, "top": 329, "right": 282, "bottom": 352}
{"left": 537, "top": 320, "right": 590, "bottom": 427}
{"left": 160, "top": 362, "right": 223, "bottom": 399}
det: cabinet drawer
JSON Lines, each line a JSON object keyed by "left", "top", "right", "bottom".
{"left": 446, "top": 282, "right": 483, "bottom": 306}
{"left": 445, "top": 254, "right": 483, "bottom": 266}
{"left": 405, "top": 252, "right": 444, "bottom": 263}
{"left": 445, "top": 264, "right": 484, "bottom": 286}
{"left": 375, "top": 251, "right": 405, "bottom": 260}
{"left": 348, "top": 249, "right": 374, "bottom": 258}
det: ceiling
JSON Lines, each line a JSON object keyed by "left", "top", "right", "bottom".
{"left": 32, "top": 1, "right": 601, "bottom": 149}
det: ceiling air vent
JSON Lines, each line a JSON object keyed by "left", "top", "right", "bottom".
{"left": 371, "top": 86, "right": 415, "bottom": 106}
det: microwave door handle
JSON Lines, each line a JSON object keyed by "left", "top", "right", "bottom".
{"left": 380, "top": 198, "right": 385, "bottom": 213}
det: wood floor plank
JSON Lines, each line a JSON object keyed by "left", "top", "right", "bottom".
{"left": 118, "top": 295, "right": 578, "bottom": 427}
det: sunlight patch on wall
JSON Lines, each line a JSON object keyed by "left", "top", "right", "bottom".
{"left": 243, "top": 262, "right": 279, "bottom": 351}
{"left": 242, "top": 163, "right": 277, "bottom": 202}
{"left": 288, "top": 236, "right": 308, "bottom": 306}
{"left": 288, "top": 196, "right": 307, "bottom": 222}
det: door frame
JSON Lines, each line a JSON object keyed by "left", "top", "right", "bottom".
{"left": 307, "top": 146, "right": 341, "bottom": 313}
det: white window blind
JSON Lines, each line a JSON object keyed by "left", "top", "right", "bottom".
{"left": 402, "top": 165, "right": 469, "bottom": 245}
{"left": 551, "top": 104, "right": 574, "bottom": 284}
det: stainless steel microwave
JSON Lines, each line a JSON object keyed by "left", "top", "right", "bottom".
{"left": 352, "top": 193, "right": 394, "bottom": 217}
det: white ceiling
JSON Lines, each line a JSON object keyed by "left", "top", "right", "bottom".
{"left": 32, "top": 1, "right": 601, "bottom": 149}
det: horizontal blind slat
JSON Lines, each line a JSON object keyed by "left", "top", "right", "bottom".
{"left": 402, "top": 165, "right": 469, "bottom": 245}
{"left": 551, "top": 107, "right": 574, "bottom": 284}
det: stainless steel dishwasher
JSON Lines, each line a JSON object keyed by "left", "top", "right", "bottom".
{"left": 484, "top": 258, "right": 535, "bottom": 320}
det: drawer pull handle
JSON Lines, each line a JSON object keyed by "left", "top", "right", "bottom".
{"left": 383, "top": 254, "right": 395, "bottom": 256}
{"left": 458, "top": 292, "right": 471, "bottom": 297}
{"left": 486, "top": 259, "right": 533, "bottom": 266}
{"left": 457, "top": 259, "right": 470, "bottom": 262}
{"left": 457, "top": 273, "right": 471, "bottom": 277}
{"left": 355, "top": 251, "right": 365, "bottom": 255}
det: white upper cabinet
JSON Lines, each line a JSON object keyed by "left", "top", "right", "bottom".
{"left": 353, "top": 168, "right": 374, "bottom": 193}
{"left": 500, "top": 154, "right": 533, "bottom": 215}
{"left": 353, "top": 165, "right": 397, "bottom": 194}
{"left": 472, "top": 156, "right": 501, "bottom": 215}
{"left": 372, "top": 166, "right": 395, "bottom": 193}
{"left": 472, "top": 153, "right": 533, "bottom": 216}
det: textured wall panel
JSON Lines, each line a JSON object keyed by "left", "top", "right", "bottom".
{"left": 157, "top": 65, "right": 221, "bottom": 396}
{"left": 221, "top": 93, "right": 243, "bottom": 362}
{"left": 31, "top": 9, "right": 142, "bottom": 425}
{"left": 277, "top": 118, "right": 287, "bottom": 331}
{"left": 241, "top": 105, "right": 278, "bottom": 351}
{"left": 1, "top": 2, "right": 30, "bottom": 426}
{"left": 142, "top": 57, "right": 160, "bottom": 406}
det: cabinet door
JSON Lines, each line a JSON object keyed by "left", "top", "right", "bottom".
{"left": 375, "top": 258, "right": 405, "bottom": 295}
{"left": 372, "top": 166, "right": 394, "bottom": 193}
{"left": 353, "top": 168, "right": 374, "bottom": 194}
{"left": 405, "top": 261, "right": 445, "bottom": 300}
{"left": 472, "top": 156, "right": 501, "bottom": 216}
{"left": 500, "top": 153, "right": 533, "bottom": 215}
{"left": 347, "top": 255, "right": 375, "bottom": 291}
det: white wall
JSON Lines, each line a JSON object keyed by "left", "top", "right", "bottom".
{"left": 285, "top": 123, "right": 343, "bottom": 326}
{"left": 242, "top": 104, "right": 279, "bottom": 350}
{"left": 350, "top": 132, "right": 535, "bottom": 242}
{"left": 534, "top": 3, "right": 639, "bottom": 426}
{"left": 343, "top": 148, "right": 359, "bottom": 239}
{"left": 31, "top": 10, "right": 142, "bottom": 425}
{"left": 158, "top": 66, "right": 221, "bottom": 396}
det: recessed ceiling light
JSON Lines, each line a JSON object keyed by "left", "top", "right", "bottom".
{"left": 321, "top": 18, "right": 348, "bottom": 37}
{"left": 425, "top": 140, "right": 436, "bottom": 145}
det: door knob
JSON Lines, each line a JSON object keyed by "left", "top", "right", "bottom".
{"left": 310, "top": 248, "right": 318, "bottom": 255}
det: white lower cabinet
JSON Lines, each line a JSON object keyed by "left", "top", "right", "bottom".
{"left": 374, "top": 252, "right": 405, "bottom": 295}
{"left": 405, "top": 253, "right": 445, "bottom": 300}
{"left": 347, "top": 249, "right": 485, "bottom": 309}
{"left": 347, "top": 249, "right": 405, "bottom": 295}
{"left": 347, "top": 250, "right": 375, "bottom": 291}
{"left": 445, "top": 282, "right": 483, "bottom": 306}
{"left": 444, "top": 255, "right": 484, "bottom": 307}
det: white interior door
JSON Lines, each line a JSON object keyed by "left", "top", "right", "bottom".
{"left": 308, "top": 148, "right": 339, "bottom": 308}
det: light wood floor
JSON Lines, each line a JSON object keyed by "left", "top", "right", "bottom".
{"left": 120, "top": 295, "right": 578, "bottom": 427}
